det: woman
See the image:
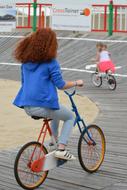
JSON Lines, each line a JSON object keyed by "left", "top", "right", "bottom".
{"left": 13, "top": 28, "right": 83, "bottom": 160}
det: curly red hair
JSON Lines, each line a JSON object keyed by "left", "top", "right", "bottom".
{"left": 14, "top": 28, "right": 58, "bottom": 63}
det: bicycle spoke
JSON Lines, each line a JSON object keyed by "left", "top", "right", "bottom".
{"left": 78, "top": 125, "right": 105, "bottom": 172}
{"left": 14, "top": 142, "right": 48, "bottom": 189}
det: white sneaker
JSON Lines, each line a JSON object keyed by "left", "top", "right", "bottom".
{"left": 55, "top": 150, "right": 76, "bottom": 161}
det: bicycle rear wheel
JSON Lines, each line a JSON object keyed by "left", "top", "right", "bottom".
{"left": 91, "top": 73, "right": 102, "bottom": 87}
{"left": 78, "top": 125, "right": 106, "bottom": 173}
{"left": 14, "top": 141, "right": 48, "bottom": 190}
{"left": 107, "top": 75, "right": 117, "bottom": 90}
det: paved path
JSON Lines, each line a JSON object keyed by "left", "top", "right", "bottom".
{"left": 0, "top": 32, "right": 127, "bottom": 189}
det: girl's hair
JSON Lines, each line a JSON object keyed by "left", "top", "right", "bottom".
{"left": 96, "top": 42, "right": 103, "bottom": 52}
{"left": 96, "top": 42, "right": 103, "bottom": 48}
{"left": 14, "top": 28, "right": 58, "bottom": 63}
{"left": 103, "top": 44, "right": 108, "bottom": 49}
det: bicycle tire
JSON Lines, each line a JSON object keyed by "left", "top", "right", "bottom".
{"left": 78, "top": 125, "right": 106, "bottom": 173}
{"left": 91, "top": 73, "right": 102, "bottom": 87}
{"left": 14, "top": 141, "right": 48, "bottom": 190}
{"left": 107, "top": 75, "right": 117, "bottom": 90}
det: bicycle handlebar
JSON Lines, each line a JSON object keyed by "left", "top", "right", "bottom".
{"left": 64, "top": 89, "right": 76, "bottom": 97}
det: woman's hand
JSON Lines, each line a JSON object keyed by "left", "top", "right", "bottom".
{"left": 75, "top": 80, "right": 84, "bottom": 87}
{"left": 62, "top": 80, "right": 84, "bottom": 89}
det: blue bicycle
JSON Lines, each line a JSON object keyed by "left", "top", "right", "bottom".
{"left": 14, "top": 89, "right": 106, "bottom": 190}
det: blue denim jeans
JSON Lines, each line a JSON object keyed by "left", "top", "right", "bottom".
{"left": 24, "top": 105, "right": 75, "bottom": 145}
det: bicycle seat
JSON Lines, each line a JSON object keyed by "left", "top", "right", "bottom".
{"left": 31, "top": 116, "right": 45, "bottom": 120}
{"left": 31, "top": 116, "right": 52, "bottom": 121}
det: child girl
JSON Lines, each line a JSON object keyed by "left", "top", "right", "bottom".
{"left": 13, "top": 28, "right": 83, "bottom": 161}
{"left": 96, "top": 43, "right": 115, "bottom": 73}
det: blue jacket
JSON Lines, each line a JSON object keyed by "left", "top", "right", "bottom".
{"left": 13, "top": 59, "right": 66, "bottom": 110}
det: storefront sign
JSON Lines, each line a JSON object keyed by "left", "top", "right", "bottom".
{"left": 52, "top": 3, "right": 91, "bottom": 31}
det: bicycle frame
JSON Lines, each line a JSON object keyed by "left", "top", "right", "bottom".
{"left": 30, "top": 118, "right": 65, "bottom": 172}
{"left": 37, "top": 119, "right": 57, "bottom": 149}
{"left": 36, "top": 90, "right": 92, "bottom": 145}
{"left": 64, "top": 90, "right": 96, "bottom": 145}
{"left": 65, "top": 90, "right": 86, "bottom": 133}
{"left": 31, "top": 116, "right": 69, "bottom": 172}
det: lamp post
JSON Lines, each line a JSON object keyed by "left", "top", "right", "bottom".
{"left": 108, "top": 0, "right": 113, "bottom": 36}
{"left": 33, "top": 0, "right": 37, "bottom": 32}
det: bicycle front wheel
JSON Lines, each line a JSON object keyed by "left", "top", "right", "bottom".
{"left": 14, "top": 141, "right": 48, "bottom": 190}
{"left": 78, "top": 125, "right": 106, "bottom": 173}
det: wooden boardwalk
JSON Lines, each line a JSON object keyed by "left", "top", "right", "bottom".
{"left": 0, "top": 32, "right": 127, "bottom": 189}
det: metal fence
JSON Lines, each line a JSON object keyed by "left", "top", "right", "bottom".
{"left": 92, "top": 4, "right": 127, "bottom": 33}
{"left": 16, "top": 3, "right": 52, "bottom": 29}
